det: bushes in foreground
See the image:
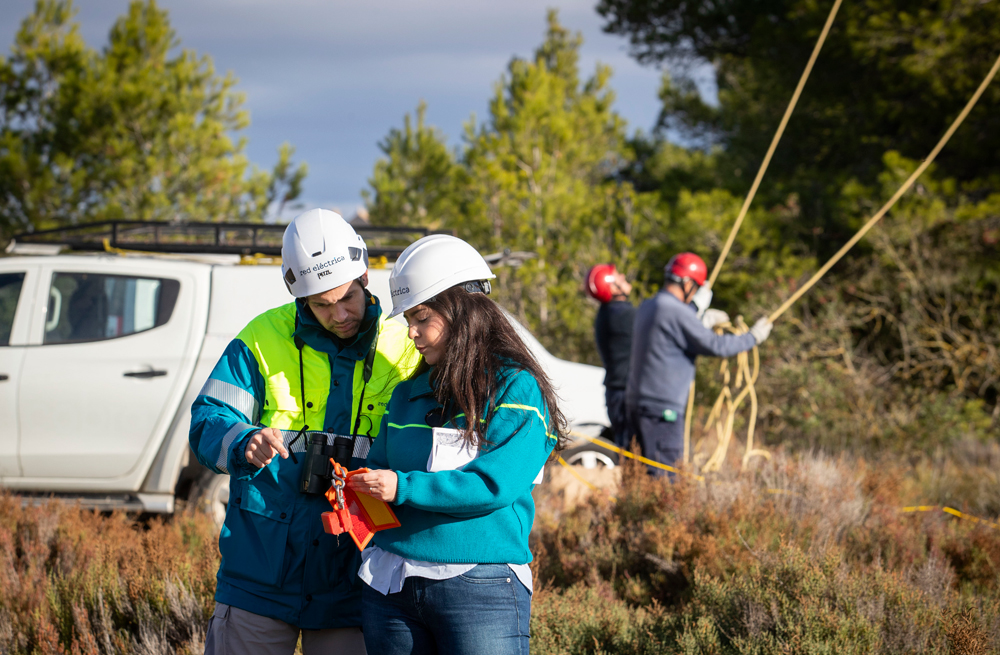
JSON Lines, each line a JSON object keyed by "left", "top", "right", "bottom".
{"left": 0, "top": 496, "right": 217, "bottom": 654}
{"left": 530, "top": 451, "right": 1000, "bottom": 654}
{"left": 2, "top": 449, "right": 999, "bottom": 653}
{"left": 532, "top": 548, "right": 998, "bottom": 654}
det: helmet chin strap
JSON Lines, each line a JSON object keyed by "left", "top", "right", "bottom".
{"left": 682, "top": 280, "right": 698, "bottom": 304}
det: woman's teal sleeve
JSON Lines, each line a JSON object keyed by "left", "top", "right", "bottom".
{"left": 393, "top": 371, "right": 555, "bottom": 515}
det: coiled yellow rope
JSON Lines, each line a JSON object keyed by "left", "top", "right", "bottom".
{"left": 699, "top": 318, "right": 769, "bottom": 472}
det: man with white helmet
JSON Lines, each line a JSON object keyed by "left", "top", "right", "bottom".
{"left": 190, "top": 209, "right": 419, "bottom": 655}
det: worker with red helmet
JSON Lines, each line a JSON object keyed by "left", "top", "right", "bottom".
{"left": 586, "top": 264, "right": 635, "bottom": 448}
{"left": 625, "top": 253, "right": 773, "bottom": 476}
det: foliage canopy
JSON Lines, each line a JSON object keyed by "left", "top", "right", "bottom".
{"left": 367, "top": 8, "right": 999, "bottom": 450}
{"left": 0, "top": 0, "right": 306, "bottom": 237}
{"left": 597, "top": 0, "right": 1000, "bottom": 243}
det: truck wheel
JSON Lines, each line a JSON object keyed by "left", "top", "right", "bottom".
{"left": 191, "top": 471, "right": 229, "bottom": 528}
{"left": 561, "top": 437, "right": 618, "bottom": 469}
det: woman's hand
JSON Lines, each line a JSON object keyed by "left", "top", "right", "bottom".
{"left": 348, "top": 469, "right": 398, "bottom": 503}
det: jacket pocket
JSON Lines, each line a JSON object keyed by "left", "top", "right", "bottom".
{"left": 219, "top": 481, "right": 293, "bottom": 588}
{"left": 265, "top": 381, "right": 328, "bottom": 430}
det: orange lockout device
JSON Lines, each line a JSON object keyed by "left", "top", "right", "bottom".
{"left": 321, "top": 461, "right": 401, "bottom": 550}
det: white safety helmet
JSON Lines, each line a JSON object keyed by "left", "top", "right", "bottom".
{"left": 281, "top": 209, "right": 368, "bottom": 298}
{"left": 387, "top": 234, "right": 496, "bottom": 318}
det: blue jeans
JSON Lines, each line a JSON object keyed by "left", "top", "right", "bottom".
{"left": 361, "top": 564, "right": 531, "bottom": 655}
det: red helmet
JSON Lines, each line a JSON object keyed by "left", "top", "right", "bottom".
{"left": 665, "top": 253, "right": 707, "bottom": 287}
{"left": 585, "top": 264, "right": 618, "bottom": 303}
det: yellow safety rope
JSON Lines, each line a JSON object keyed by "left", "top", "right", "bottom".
{"left": 550, "top": 470, "right": 1000, "bottom": 528}
{"left": 768, "top": 50, "right": 1000, "bottom": 322}
{"left": 687, "top": 48, "right": 1000, "bottom": 473}
{"left": 683, "top": 0, "right": 843, "bottom": 472}
{"left": 683, "top": 380, "right": 695, "bottom": 464}
{"left": 706, "top": 0, "right": 844, "bottom": 290}
{"left": 901, "top": 505, "right": 1000, "bottom": 530}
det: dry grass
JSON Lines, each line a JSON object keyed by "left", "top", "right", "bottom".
{"left": 530, "top": 449, "right": 1000, "bottom": 653}
{"left": 0, "top": 495, "right": 217, "bottom": 654}
{"left": 2, "top": 447, "right": 999, "bottom": 653}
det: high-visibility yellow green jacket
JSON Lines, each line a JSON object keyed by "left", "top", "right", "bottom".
{"left": 190, "top": 292, "right": 418, "bottom": 629}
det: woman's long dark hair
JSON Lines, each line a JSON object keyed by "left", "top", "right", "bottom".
{"left": 413, "top": 286, "right": 568, "bottom": 451}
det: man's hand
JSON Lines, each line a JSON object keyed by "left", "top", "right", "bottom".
{"left": 701, "top": 308, "right": 730, "bottom": 330}
{"left": 347, "top": 469, "right": 398, "bottom": 503}
{"left": 749, "top": 317, "right": 774, "bottom": 345}
{"left": 692, "top": 285, "right": 713, "bottom": 318}
{"left": 244, "top": 428, "right": 290, "bottom": 469}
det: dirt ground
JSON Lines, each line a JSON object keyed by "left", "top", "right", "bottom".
{"left": 536, "top": 462, "right": 620, "bottom": 513}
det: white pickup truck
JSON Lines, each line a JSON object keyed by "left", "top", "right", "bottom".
{"left": 0, "top": 224, "right": 612, "bottom": 521}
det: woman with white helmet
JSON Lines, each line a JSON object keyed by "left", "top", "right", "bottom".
{"left": 347, "top": 234, "right": 567, "bottom": 654}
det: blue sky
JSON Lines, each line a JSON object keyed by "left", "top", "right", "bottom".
{"left": 1, "top": 0, "right": 715, "bottom": 219}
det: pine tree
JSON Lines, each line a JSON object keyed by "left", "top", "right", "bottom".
{"left": 0, "top": 0, "right": 306, "bottom": 236}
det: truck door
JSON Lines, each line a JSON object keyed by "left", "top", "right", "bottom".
{"left": 0, "top": 266, "right": 39, "bottom": 478}
{"left": 18, "top": 264, "right": 200, "bottom": 480}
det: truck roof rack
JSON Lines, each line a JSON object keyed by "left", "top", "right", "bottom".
{"left": 8, "top": 220, "right": 443, "bottom": 259}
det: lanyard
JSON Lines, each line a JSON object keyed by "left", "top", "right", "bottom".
{"left": 293, "top": 310, "right": 380, "bottom": 439}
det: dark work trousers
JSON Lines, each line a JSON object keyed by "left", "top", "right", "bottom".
{"left": 626, "top": 405, "right": 684, "bottom": 479}
{"left": 605, "top": 387, "right": 629, "bottom": 450}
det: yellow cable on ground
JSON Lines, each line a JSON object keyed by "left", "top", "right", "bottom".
{"left": 706, "top": 0, "right": 844, "bottom": 290}
{"left": 901, "top": 505, "right": 940, "bottom": 513}
{"left": 901, "top": 505, "right": 1000, "bottom": 530}
{"left": 768, "top": 50, "right": 1000, "bottom": 323}
{"left": 569, "top": 432, "right": 705, "bottom": 482}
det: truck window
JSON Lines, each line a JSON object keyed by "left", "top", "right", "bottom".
{"left": 0, "top": 272, "right": 25, "bottom": 347}
{"left": 43, "top": 273, "right": 180, "bottom": 345}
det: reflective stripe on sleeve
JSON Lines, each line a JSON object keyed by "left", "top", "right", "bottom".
{"left": 217, "top": 422, "right": 254, "bottom": 473}
{"left": 200, "top": 379, "right": 260, "bottom": 424}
